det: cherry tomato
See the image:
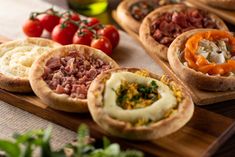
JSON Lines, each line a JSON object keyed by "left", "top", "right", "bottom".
{"left": 38, "top": 13, "right": 60, "bottom": 32}
{"left": 98, "top": 25, "right": 120, "bottom": 48}
{"left": 22, "top": 18, "right": 43, "bottom": 37}
{"left": 86, "top": 17, "right": 100, "bottom": 28}
{"left": 60, "top": 12, "right": 80, "bottom": 23}
{"left": 91, "top": 36, "right": 112, "bottom": 55}
{"left": 73, "top": 28, "right": 94, "bottom": 45}
{"left": 51, "top": 23, "right": 77, "bottom": 45}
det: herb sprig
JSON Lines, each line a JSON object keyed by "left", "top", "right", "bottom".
{"left": 116, "top": 81, "right": 159, "bottom": 109}
{"left": 0, "top": 124, "right": 144, "bottom": 157}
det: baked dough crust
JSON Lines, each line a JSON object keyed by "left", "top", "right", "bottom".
{"left": 116, "top": 0, "right": 142, "bottom": 33}
{"left": 0, "top": 38, "right": 60, "bottom": 93}
{"left": 139, "top": 4, "right": 228, "bottom": 61}
{"left": 29, "top": 45, "right": 119, "bottom": 112}
{"left": 201, "top": 0, "right": 235, "bottom": 10}
{"left": 168, "top": 29, "right": 235, "bottom": 91}
{"left": 87, "top": 68, "right": 194, "bottom": 140}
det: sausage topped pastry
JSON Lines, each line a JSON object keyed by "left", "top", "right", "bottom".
{"left": 116, "top": 0, "right": 180, "bottom": 33}
{"left": 168, "top": 29, "right": 235, "bottom": 91}
{"left": 87, "top": 68, "right": 194, "bottom": 140}
{"left": 0, "top": 38, "right": 60, "bottom": 92}
{"left": 139, "top": 4, "right": 228, "bottom": 60}
{"left": 29, "top": 45, "right": 119, "bottom": 112}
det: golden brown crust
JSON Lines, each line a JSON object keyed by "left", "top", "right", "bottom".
{"left": 168, "top": 29, "right": 235, "bottom": 91}
{"left": 116, "top": 0, "right": 142, "bottom": 33}
{"left": 87, "top": 67, "right": 194, "bottom": 140}
{"left": 139, "top": 4, "right": 228, "bottom": 61}
{"left": 29, "top": 45, "right": 119, "bottom": 112}
{"left": 0, "top": 38, "right": 60, "bottom": 93}
{"left": 201, "top": 0, "right": 235, "bottom": 10}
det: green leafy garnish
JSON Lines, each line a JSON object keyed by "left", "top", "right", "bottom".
{"left": 0, "top": 124, "right": 144, "bottom": 157}
{"left": 116, "top": 80, "right": 159, "bottom": 109}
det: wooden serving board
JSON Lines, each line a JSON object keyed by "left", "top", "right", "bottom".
{"left": 0, "top": 89, "right": 235, "bottom": 157}
{"left": 0, "top": 33, "right": 234, "bottom": 157}
{"left": 185, "top": 0, "right": 235, "bottom": 25}
{"left": 112, "top": 10, "right": 235, "bottom": 105}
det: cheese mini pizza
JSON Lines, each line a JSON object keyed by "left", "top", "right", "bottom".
{"left": 0, "top": 38, "right": 60, "bottom": 92}
{"left": 139, "top": 4, "right": 228, "bottom": 61}
{"left": 168, "top": 29, "right": 235, "bottom": 91}
{"left": 29, "top": 45, "right": 119, "bottom": 112}
{"left": 87, "top": 68, "right": 194, "bottom": 140}
{"left": 116, "top": 0, "right": 180, "bottom": 33}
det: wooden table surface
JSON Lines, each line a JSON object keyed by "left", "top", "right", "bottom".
{"left": 97, "top": 1, "right": 235, "bottom": 157}
{"left": 0, "top": 0, "right": 234, "bottom": 156}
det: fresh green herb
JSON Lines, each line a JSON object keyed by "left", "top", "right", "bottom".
{"left": 0, "top": 124, "right": 143, "bottom": 157}
{"left": 137, "top": 81, "right": 158, "bottom": 99}
{"left": 116, "top": 84, "right": 128, "bottom": 107}
{"left": 115, "top": 81, "right": 159, "bottom": 109}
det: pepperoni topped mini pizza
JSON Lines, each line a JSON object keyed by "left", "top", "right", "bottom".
{"left": 116, "top": 0, "right": 180, "bottom": 33}
{"left": 29, "top": 45, "right": 119, "bottom": 112}
{"left": 139, "top": 4, "right": 228, "bottom": 60}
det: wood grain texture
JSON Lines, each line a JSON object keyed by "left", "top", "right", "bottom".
{"left": 112, "top": 10, "right": 235, "bottom": 106}
{"left": 0, "top": 35, "right": 234, "bottom": 157}
{"left": 0, "top": 89, "right": 234, "bottom": 157}
{"left": 185, "top": 0, "right": 235, "bottom": 25}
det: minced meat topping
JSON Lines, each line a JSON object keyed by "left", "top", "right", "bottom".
{"left": 42, "top": 51, "right": 111, "bottom": 99}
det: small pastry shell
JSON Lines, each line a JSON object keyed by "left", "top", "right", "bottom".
{"left": 29, "top": 45, "right": 119, "bottom": 112}
{"left": 87, "top": 68, "right": 194, "bottom": 140}
{"left": 168, "top": 29, "right": 235, "bottom": 91}
{"left": 139, "top": 4, "right": 228, "bottom": 61}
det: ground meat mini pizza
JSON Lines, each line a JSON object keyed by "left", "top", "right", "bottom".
{"left": 29, "top": 45, "right": 119, "bottom": 112}
{"left": 168, "top": 29, "right": 235, "bottom": 91}
{"left": 201, "top": 0, "right": 235, "bottom": 11}
{"left": 87, "top": 68, "right": 194, "bottom": 140}
{"left": 116, "top": 0, "right": 180, "bottom": 33}
{"left": 0, "top": 38, "right": 60, "bottom": 92}
{"left": 139, "top": 4, "right": 228, "bottom": 61}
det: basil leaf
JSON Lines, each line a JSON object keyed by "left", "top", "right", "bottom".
{"left": 0, "top": 140, "right": 21, "bottom": 157}
{"left": 41, "top": 126, "right": 52, "bottom": 157}
{"left": 103, "top": 137, "right": 110, "bottom": 149}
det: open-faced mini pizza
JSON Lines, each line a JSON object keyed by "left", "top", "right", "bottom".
{"left": 29, "top": 45, "right": 119, "bottom": 112}
{"left": 139, "top": 4, "right": 228, "bottom": 61}
{"left": 87, "top": 68, "right": 194, "bottom": 140}
{"left": 168, "top": 29, "right": 235, "bottom": 91}
{"left": 201, "top": 0, "right": 235, "bottom": 11}
{"left": 116, "top": 0, "right": 180, "bottom": 33}
{"left": 0, "top": 38, "right": 60, "bottom": 92}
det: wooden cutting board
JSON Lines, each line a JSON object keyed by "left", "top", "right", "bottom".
{"left": 0, "top": 89, "right": 235, "bottom": 157}
{"left": 0, "top": 34, "right": 235, "bottom": 157}
{"left": 112, "top": 10, "right": 235, "bottom": 105}
{"left": 185, "top": 0, "right": 235, "bottom": 25}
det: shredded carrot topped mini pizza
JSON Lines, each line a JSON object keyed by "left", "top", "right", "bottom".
{"left": 168, "top": 29, "right": 235, "bottom": 91}
{"left": 183, "top": 30, "right": 235, "bottom": 76}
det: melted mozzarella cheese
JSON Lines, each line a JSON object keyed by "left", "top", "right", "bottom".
{"left": 103, "top": 72, "right": 177, "bottom": 123}
{"left": 0, "top": 45, "right": 51, "bottom": 78}
{"left": 197, "top": 39, "right": 231, "bottom": 64}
